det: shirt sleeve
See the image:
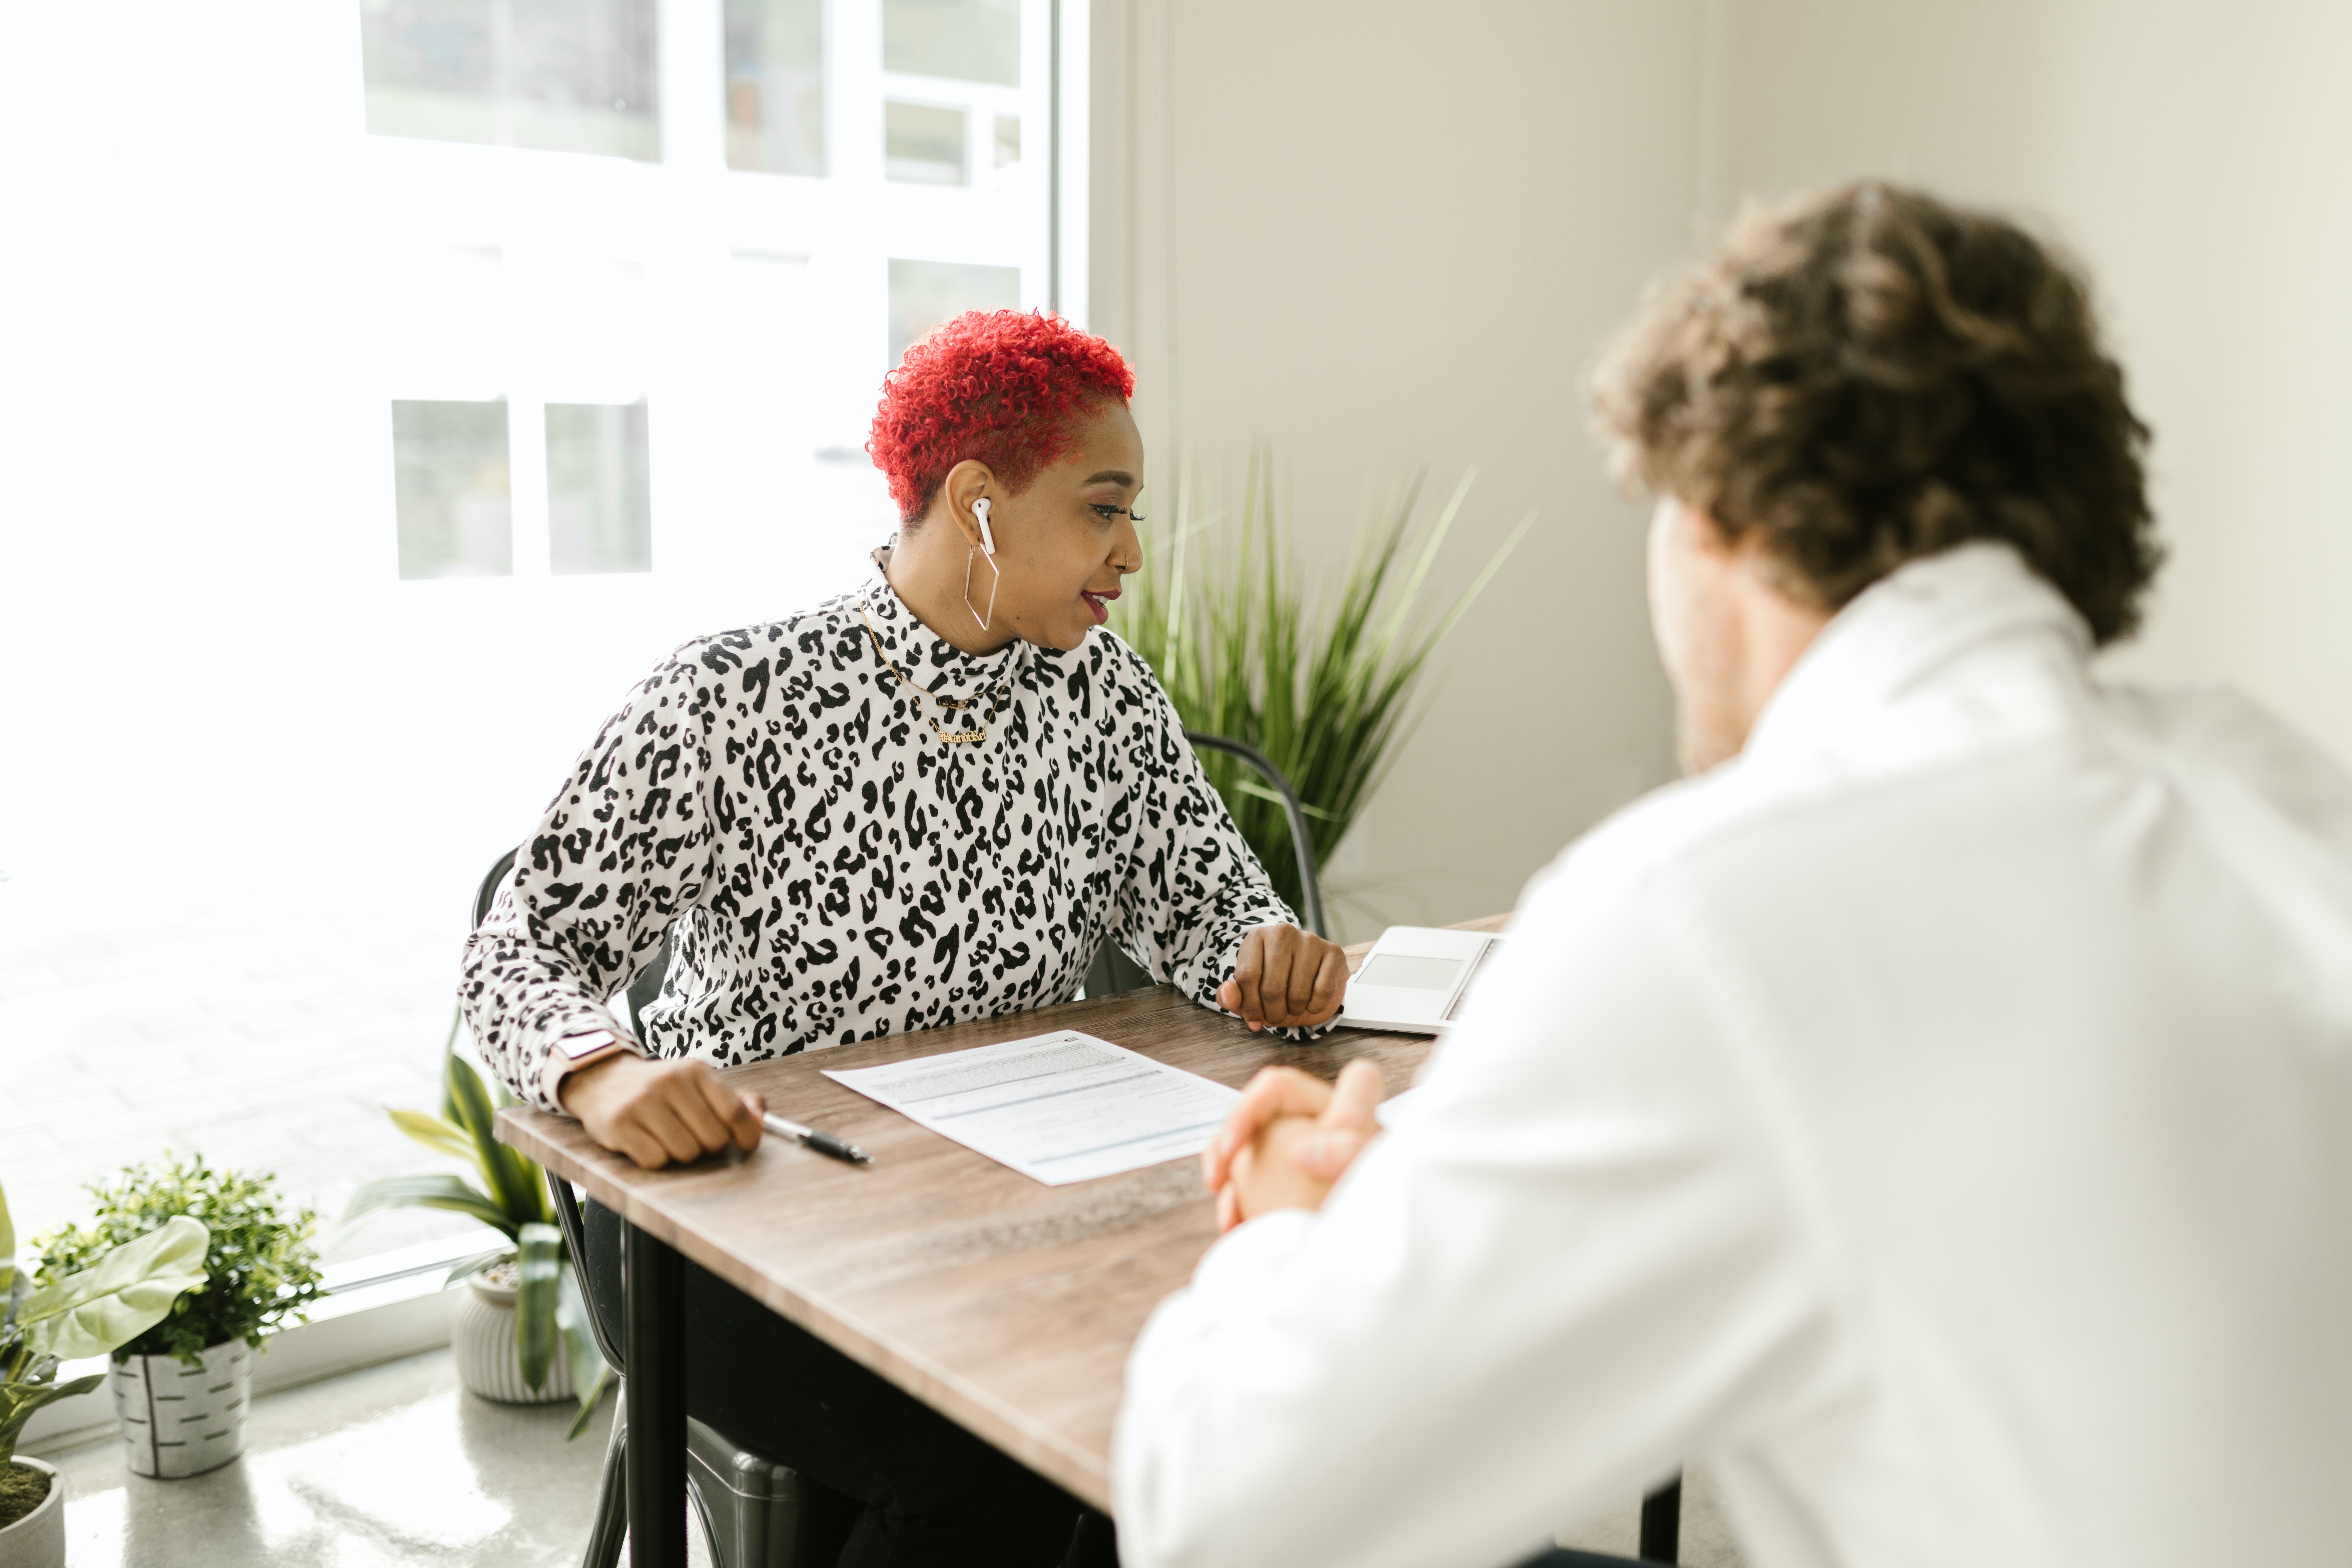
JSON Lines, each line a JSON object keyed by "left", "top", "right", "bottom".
{"left": 457, "top": 649, "right": 723, "bottom": 1111}
{"left": 1112, "top": 863, "right": 1849, "bottom": 1568}
{"left": 1105, "top": 654, "right": 1321, "bottom": 1032}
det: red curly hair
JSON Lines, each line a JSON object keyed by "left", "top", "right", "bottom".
{"left": 867, "top": 309, "right": 1135, "bottom": 522}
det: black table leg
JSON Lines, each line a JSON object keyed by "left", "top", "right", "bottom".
{"left": 624, "top": 1219, "right": 688, "bottom": 1568}
{"left": 1638, "top": 1472, "right": 1682, "bottom": 1563}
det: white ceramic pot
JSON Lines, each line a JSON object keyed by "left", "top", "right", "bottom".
{"left": 108, "top": 1339, "right": 251, "bottom": 1479}
{"left": 0, "top": 1456, "right": 64, "bottom": 1568}
{"left": 453, "top": 1268, "right": 576, "bottom": 1406}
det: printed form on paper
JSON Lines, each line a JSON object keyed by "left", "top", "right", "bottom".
{"left": 822, "top": 1029, "right": 1242, "bottom": 1186}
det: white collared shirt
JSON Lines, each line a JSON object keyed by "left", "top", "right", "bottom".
{"left": 1116, "top": 544, "right": 2352, "bottom": 1568}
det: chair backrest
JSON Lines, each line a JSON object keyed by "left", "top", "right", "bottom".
{"left": 474, "top": 846, "right": 672, "bottom": 1031}
{"left": 1182, "top": 731, "right": 1326, "bottom": 939}
{"left": 1086, "top": 734, "right": 1326, "bottom": 998}
{"left": 472, "top": 847, "right": 517, "bottom": 929}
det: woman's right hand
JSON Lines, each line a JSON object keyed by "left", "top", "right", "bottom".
{"left": 559, "top": 1053, "right": 765, "bottom": 1169}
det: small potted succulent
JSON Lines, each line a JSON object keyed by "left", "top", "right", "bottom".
{"left": 34, "top": 1156, "right": 325, "bottom": 1480}
{"left": 2, "top": 1176, "right": 209, "bottom": 1568}
{"left": 344, "top": 1027, "right": 608, "bottom": 1437}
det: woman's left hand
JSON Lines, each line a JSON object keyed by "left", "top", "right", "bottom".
{"left": 1217, "top": 923, "right": 1351, "bottom": 1031}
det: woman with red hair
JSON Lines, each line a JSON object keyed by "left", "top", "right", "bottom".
{"left": 461, "top": 309, "right": 1344, "bottom": 1566}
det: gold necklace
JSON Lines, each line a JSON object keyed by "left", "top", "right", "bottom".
{"left": 859, "top": 604, "right": 1011, "bottom": 746}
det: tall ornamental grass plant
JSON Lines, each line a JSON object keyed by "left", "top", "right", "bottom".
{"left": 1112, "top": 447, "right": 1532, "bottom": 923}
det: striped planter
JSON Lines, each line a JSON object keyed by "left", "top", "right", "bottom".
{"left": 452, "top": 1272, "right": 575, "bottom": 1406}
{"left": 108, "top": 1339, "right": 251, "bottom": 1479}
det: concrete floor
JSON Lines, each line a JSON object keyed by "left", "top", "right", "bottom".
{"left": 42, "top": 1347, "right": 709, "bottom": 1568}
{"left": 41, "top": 1345, "right": 1741, "bottom": 1568}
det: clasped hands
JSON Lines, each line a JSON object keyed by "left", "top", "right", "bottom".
{"left": 1200, "top": 1057, "right": 1385, "bottom": 1233}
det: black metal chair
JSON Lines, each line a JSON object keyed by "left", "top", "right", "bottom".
{"left": 473, "top": 853, "right": 799, "bottom": 1568}
{"left": 1640, "top": 1477, "right": 1681, "bottom": 1562}
{"left": 1083, "top": 730, "right": 1328, "bottom": 997}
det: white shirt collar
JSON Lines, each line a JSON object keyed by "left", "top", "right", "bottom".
{"left": 1739, "top": 542, "right": 2092, "bottom": 776}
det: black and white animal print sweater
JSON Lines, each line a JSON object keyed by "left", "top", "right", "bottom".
{"left": 461, "top": 557, "right": 1307, "bottom": 1112}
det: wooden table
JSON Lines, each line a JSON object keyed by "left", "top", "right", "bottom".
{"left": 498, "top": 918, "right": 1506, "bottom": 1568}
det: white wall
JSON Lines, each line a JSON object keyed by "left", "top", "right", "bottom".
{"left": 1093, "top": 0, "right": 2352, "bottom": 936}
{"left": 1706, "top": 0, "right": 2352, "bottom": 764}
{"left": 1090, "top": 0, "right": 1704, "bottom": 936}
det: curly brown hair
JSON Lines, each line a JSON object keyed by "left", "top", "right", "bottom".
{"left": 1594, "top": 182, "right": 2160, "bottom": 644}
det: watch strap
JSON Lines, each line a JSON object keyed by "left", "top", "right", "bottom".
{"left": 542, "top": 1025, "right": 643, "bottom": 1108}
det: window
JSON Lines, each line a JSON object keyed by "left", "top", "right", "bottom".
{"left": 885, "top": 100, "right": 968, "bottom": 185}
{"left": 361, "top": 0, "right": 663, "bottom": 160}
{"left": 725, "top": 0, "right": 826, "bottom": 175}
{"left": 393, "top": 399, "right": 513, "bottom": 579}
{"left": 547, "top": 401, "right": 653, "bottom": 574}
{"left": 1, "top": 0, "right": 1075, "bottom": 1285}
{"left": 882, "top": 0, "right": 1020, "bottom": 86}
{"left": 889, "top": 258, "right": 1021, "bottom": 364}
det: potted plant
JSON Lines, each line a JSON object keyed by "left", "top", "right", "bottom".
{"left": 1112, "top": 447, "right": 1533, "bottom": 922}
{"left": 2, "top": 1176, "right": 209, "bottom": 1568}
{"left": 343, "top": 1026, "right": 608, "bottom": 1437}
{"left": 33, "top": 1156, "right": 325, "bottom": 1480}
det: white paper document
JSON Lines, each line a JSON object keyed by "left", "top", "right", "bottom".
{"left": 822, "top": 1029, "right": 1242, "bottom": 1186}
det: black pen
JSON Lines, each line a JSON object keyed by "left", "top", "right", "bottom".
{"left": 763, "top": 1112, "right": 874, "bottom": 1166}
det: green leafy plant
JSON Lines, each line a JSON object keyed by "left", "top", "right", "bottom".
{"left": 35, "top": 1155, "right": 324, "bottom": 1368}
{"left": 3, "top": 1175, "right": 210, "bottom": 1474}
{"left": 343, "top": 1016, "right": 608, "bottom": 1439}
{"left": 1113, "top": 446, "right": 1533, "bottom": 921}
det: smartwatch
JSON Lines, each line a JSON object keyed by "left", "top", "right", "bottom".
{"left": 544, "top": 1026, "right": 640, "bottom": 1107}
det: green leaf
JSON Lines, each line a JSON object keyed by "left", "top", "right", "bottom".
{"left": 0, "top": 1372, "right": 106, "bottom": 1466}
{"left": 446, "top": 1051, "right": 539, "bottom": 1228}
{"left": 389, "top": 1109, "right": 478, "bottom": 1167}
{"left": 434, "top": 1006, "right": 465, "bottom": 1127}
{"left": 555, "top": 1261, "right": 611, "bottom": 1441}
{"left": 21, "top": 1215, "right": 210, "bottom": 1362}
{"left": 564, "top": 1354, "right": 611, "bottom": 1442}
{"left": 341, "top": 1175, "right": 518, "bottom": 1241}
{"left": 515, "top": 1223, "right": 561, "bottom": 1392}
{"left": 6, "top": 1371, "right": 103, "bottom": 1406}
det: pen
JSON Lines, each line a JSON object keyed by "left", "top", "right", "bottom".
{"left": 762, "top": 1112, "right": 874, "bottom": 1166}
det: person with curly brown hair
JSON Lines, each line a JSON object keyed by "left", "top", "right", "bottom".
{"left": 1116, "top": 183, "right": 2352, "bottom": 1568}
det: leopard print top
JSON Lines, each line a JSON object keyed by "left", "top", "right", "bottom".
{"left": 461, "top": 559, "right": 1306, "bottom": 1111}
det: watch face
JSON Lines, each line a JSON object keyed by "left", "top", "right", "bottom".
{"left": 558, "top": 1030, "right": 618, "bottom": 1060}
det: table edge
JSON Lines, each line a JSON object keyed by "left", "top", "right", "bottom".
{"left": 495, "top": 911, "right": 1514, "bottom": 1508}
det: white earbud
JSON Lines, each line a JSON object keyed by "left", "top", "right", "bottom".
{"left": 973, "top": 497, "right": 997, "bottom": 556}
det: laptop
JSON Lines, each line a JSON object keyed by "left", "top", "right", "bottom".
{"left": 1342, "top": 925, "right": 1505, "bottom": 1035}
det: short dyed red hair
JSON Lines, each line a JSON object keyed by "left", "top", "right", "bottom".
{"left": 867, "top": 309, "right": 1135, "bottom": 522}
